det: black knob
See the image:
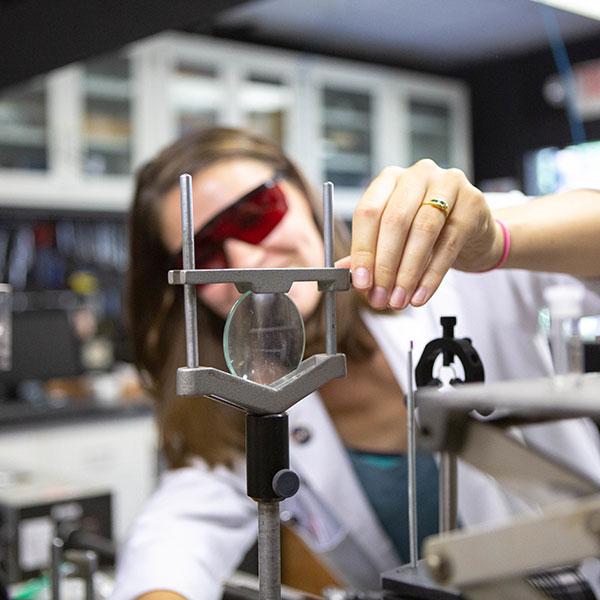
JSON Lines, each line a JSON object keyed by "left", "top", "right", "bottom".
{"left": 272, "top": 469, "right": 300, "bottom": 499}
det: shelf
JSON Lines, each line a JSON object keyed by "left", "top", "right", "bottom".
{"left": 84, "top": 76, "right": 130, "bottom": 101}
{"left": 410, "top": 113, "right": 450, "bottom": 137}
{"left": 0, "top": 124, "right": 46, "bottom": 147}
{"left": 0, "top": 173, "right": 132, "bottom": 211}
{"left": 85, "top": 135, "right": 130, "bottom": 154}
{"left": 324, "top": 108, "right": 371, "bottom": 131}
{"left": 325, "top": 152, "right": 371, "bottom": 173}
{"left": 169, "top": 74, "right": 224, "bottom": 112}
{"left": 240, "top": 82, "right": 292, "bottom": 112}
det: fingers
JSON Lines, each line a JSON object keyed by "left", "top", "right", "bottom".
{"left": 350, "top": 167, "right": 401, "bottom": 290}
{"left": 351, "top": 161, "right": 478, "bottom": 310}
{"left": 387, "top": 173, "right": 460, "bottom": 308}
{"left": 369, "top": 173, "right": 433, "bottom": 307}
{"left": 404, "top": 221, "right": 463, "bottom": 307}
{"left": 408, "top": 185, "right": 485, "bottom": 305}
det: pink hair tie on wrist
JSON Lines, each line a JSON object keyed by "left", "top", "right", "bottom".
{"left": 479, "top": 218, "right": 511, "bottom": 272}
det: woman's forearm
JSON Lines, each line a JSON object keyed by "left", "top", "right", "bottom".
{"left": 494, "top": 189, "right": 600, "bottom": 277}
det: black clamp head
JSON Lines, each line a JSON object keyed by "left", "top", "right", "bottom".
{"left": 415, "top": 316, "right": 484, "bottom": 389}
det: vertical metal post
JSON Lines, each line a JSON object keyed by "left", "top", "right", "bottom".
{"left": 323, "top": 182, "right": 336, "bottom": 355}
{"left": 51, "top": 537, "right": 63, "bottom": 600}
{"left": 407, "top": 341, "right": 418, "bottom": 566}
{"left": 83, "top": 551, "right": 98, "bottom": 600}
{"left": 180, "top": 174, "right": 199, "bottom": 368}
{"left": 439, "top": 453, "right": 458, "bottom": 533}
{"left": 258, "top": 501, "right": 281, "bottom": 600}
{"left": 0, "top": 283, "right": 12, "bottom": 372}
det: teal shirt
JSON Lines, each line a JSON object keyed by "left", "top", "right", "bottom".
{"left": 347, "top": 449, "right": 439, "bottom": 563}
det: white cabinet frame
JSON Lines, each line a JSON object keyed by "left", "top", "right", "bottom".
{"left": 0, "top": 32, "right": 471, "bottom": 215}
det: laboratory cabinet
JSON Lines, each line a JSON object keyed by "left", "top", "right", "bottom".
{"left": 0, "top": 32, "right": 471, "bottom": 218}
{"left": 0, "top": 51, "right": 141, "bottom": 211}
{"left": 0, "top": 413, "right": 157, "bottom": 543}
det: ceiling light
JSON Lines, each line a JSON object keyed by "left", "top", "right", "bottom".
{"left": 530, "top": 0, "right": 600, "bottom": 20}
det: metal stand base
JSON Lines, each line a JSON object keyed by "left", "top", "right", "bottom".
{"left": 381, "top": 561, "right": 463, "bottom": 600}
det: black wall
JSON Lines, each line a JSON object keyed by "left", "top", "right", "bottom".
{"left": 0, "top": 0, "right": 249, "bottom": 89}
{"left": 453, "top": 34, "right": 600, "bottom": 187}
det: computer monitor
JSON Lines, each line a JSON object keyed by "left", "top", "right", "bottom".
{"left": 0, "top": 309, "right": 82, "bottom": 387}
{"left": 524, "top": 140, "right": 600, "bottom": 196}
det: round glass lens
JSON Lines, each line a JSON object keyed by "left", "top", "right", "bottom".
{"left": 223, "top": 292, "right": 305, "bottom": 384}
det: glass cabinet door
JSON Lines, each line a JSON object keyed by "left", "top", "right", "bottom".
{"left": 321, "top": 88, "right": 373, "bottom": 188}
{"left": 408, "top": 99, "right": 451, "bottom": 167}
{"left": 0, "top": 78, "right": 48, "bottom": 171}
{"left": 241, "top": 74, "right": 292, "bottom": 148}
{"left": 82, "top": 54, "right": 132, "bottom": 176}
{"left": 169, "top": 63, "right": 223, "bottom": 137}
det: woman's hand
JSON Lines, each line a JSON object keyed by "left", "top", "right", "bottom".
{"left": 338, "top": 160, "right": 503, "bottom": 310}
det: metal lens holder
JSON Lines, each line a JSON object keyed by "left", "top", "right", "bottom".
{"left": 168, "top": 175, "right": 349, "bottom": 600}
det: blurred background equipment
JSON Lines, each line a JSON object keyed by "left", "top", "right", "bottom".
{"left": 0, "top": 470, "right": 112, "bottom": 584}
{"left": 0, "top": 208, "right": 130, "bottom": 402}
{"left": 0, "top": 285, "right": 11, "bottom": 373}
{"left": 0, "top": 309, "right": 83, "bottom": 401}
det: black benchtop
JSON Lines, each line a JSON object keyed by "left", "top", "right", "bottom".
{"left": 0, "top": 398, "right": 153, "bottom": 429}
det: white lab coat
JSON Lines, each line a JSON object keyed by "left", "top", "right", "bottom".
{"left": 113, "top": 267, "right": 600, "bottom": 600}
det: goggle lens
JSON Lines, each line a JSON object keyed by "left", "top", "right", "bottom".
{"left": 173, "top": 176, "right": 287, "bottom": 270}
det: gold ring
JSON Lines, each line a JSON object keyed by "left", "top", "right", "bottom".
{"left": 421, "top": 198, "right": 449, "bottom": 218}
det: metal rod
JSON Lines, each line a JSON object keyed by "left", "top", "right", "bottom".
{"left": 180, "top": 173, "right": 199, "bottom": 368}
{"left": 258, "top": 501, "right": 281, "bottom": 600}
{"left": 407, "top": 341, "right": 418, "bottom": 566}
{"left": 51, "top": 537, "right": 63, "bottom": 600}
{"left": 83, "top": 551, "right": 98, "bottom": 600}
{"left": 323, "top": 182, "right": 337, "bottom": 355}
{"left": 439, "top": 452, "right": 458, "bottom": 532}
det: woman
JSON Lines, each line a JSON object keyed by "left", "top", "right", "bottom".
{"left": 114, "top": 127, "right": 600, "bottom": 600}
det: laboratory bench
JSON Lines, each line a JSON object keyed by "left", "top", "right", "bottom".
{"left": 0, "top": 397, "right": 152, "bottom": 430}
{"left": 0, "top": 394, "right": 158, "bottom": 545}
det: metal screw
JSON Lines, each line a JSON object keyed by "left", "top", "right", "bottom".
{"left": 426, "top": 552, "right": 452, "bottom": 583}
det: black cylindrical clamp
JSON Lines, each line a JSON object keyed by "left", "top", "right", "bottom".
{"left": 246, "top": 413, "right": 300, "bottom": 502}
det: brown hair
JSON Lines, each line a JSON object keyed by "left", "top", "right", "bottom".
{"left": 127, "top": 127, "right": 375, "bottom": 469}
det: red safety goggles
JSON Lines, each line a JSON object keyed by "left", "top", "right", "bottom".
{"left": 173, "top": 174, "right": 288, "bottom": 270}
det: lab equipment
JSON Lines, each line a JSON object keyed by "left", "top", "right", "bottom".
{"left": 169, "top": 176, "right": 349, "bottom": 600}
{"left": 224, "top": 291, "right": 305, "bottom": 384}
{"left": 544, "top": 284, "right": 585, "bottom": 381}
{"left": 415, "top": 317, "right": 484, "bottom": 534}
{"left": 382, "top": 371, "right": 600, "bottom": 599}
{"left": 422, "top": 374, "right": 600, "bottom": 599}
{"left": 51, "top": 544, "right": 98, "bottom": 600}
{"left": 50, "top": 518, "right": 115, "bottom": 600}
{"left": 382, "top": 317, "right": 484, "bottom": 600}
{"left": 0, "top": 308, "right": 82, "bottom": 400}
{"left": 0, "top": 473, "right": 111, "bottom": 583}
{"left": 0, "top": 284, "right": 11, "bottom": 371}
{"left": 406, "top": 341, "right": 417, "bottom": 569}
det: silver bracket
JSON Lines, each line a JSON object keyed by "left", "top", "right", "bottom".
{"left": 168, "top": 266, "right": 350, "bottom": 294}
{"left": 177, "top": 353, "right": 346, "bottom": 415}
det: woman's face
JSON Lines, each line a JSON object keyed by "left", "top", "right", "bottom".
{"left": 160, "top": 158, "right": 324, "bottom": 319}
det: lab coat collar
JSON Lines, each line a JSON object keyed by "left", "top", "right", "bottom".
{"left": 287, "top": 390, "right": 400, "bottom": 575}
